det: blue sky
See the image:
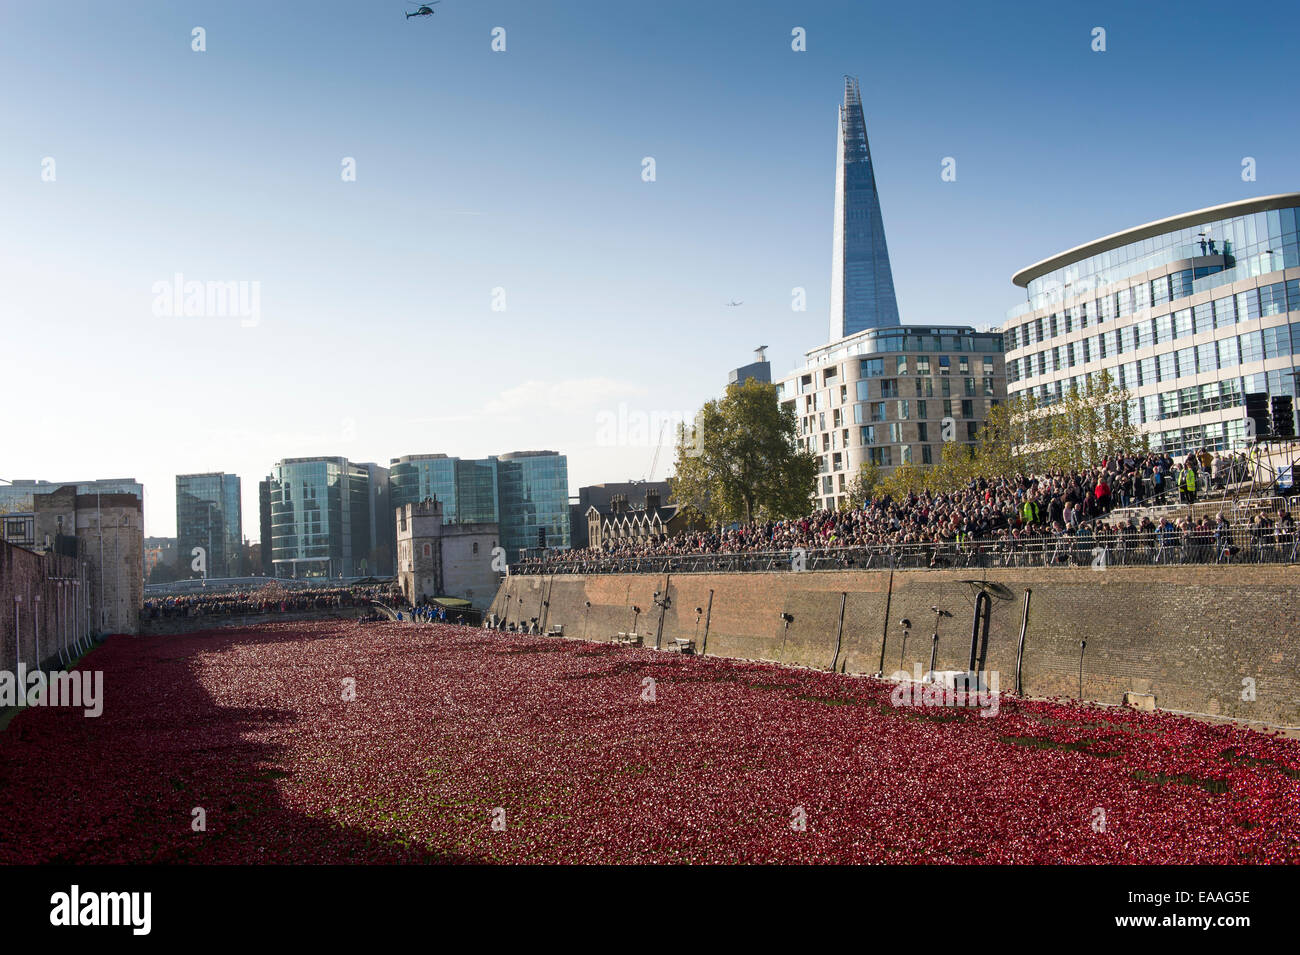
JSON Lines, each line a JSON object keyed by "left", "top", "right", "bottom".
{"left": 3, "top": 0, "right": 1297, "bottom": 538}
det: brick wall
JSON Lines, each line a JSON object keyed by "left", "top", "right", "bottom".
{"left": 491, "top": 565, "right": 1300, "bottom": 725}
{"left": 0, "top": 541, "right": 89, "bottom": 672}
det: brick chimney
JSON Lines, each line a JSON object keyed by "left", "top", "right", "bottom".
{"left": 645, "top": 490, "right": 661, "bottom": 512}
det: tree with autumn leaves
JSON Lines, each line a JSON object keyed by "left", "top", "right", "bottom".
{"left": 849, "top": 370, "right": 1148, "bottom": 502}
{"left": 668, "top": 379, "right": 818, "bottom": 525}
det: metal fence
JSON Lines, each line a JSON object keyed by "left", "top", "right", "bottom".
{"left": 512, "top": 528, "right": 1299, "bottom": 576}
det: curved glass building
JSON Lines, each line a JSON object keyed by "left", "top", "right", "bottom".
{"left": 389, "top": 454, "right": 500, "bottom": 524}
{"left": 1002, "top": 194, "right": 1300, "bottom": 456}
{"left": 265, "top": 457, "right": 390, "bottom": 578}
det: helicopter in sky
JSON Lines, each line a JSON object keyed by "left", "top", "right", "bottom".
{"left": 405, "top": 2, "right": 441, "bottom": 19}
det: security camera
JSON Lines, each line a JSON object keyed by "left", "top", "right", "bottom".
{"left": 900, "top": 618, "right": 912, "bottom": 629}
{"left": 780, "top": 612, "right": 794, "bottom": 623}
{"left": 695, "top": 607, "right": 703, "bottom": 615}
{"left": 584, "top": 600, "right": 591, "bottom": 608}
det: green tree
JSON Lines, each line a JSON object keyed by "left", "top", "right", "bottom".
{"left": 844, "top": 459, "right": 882, "bottom": 509}
{"left": 669, "top": 379, "right": 818, "bottom": 525}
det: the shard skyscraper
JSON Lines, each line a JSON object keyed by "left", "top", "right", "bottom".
{"left": 829, "top": 76, "right": 901, "bottom": 340}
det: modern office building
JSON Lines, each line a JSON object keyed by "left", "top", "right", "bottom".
{"left": 830, "top": 75, "right": 901, "bottom": 340}
{"left": 175, "top": 473, "right": 242, "bottom": 579}
{"left": 258, "top": 479, "right": 273, "bottom": 575}
{"left": 777, "top": 326, "right": 1006, "bottom": 512}
{"left": 1001, "top": 194, "right": 1300, "bottom": 457}
{"left": 389, "top": 454, "right": 500, "bottom": 524}
{"left": 497, "top": 451, "right": 571, "bottom": 557}
{"left": 263, "top": 457, "right": 391, "bottom": 579}
{"left": 392, "top": 451, "right": 569, "bottom": 558}
{"left": 728, "top": 346, "right": 773, "bottom": 388}
{"left": 0, "top": 478, "right": 143, "bottom": 517}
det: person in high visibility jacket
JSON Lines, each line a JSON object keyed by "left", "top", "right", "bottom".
{"left": 1179, "top": 465, "right": 1197, "bottom": 504}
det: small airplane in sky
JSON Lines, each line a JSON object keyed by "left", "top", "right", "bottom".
{"left": 405, "top": 2, "right": 441, "bottom": 19}
{"left": 726, "top": 300, "right": 743, "bottom": 307}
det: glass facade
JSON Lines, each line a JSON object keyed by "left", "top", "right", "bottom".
{"left": 266, "top": 457, "right": 382, "bottom": 579}
{"left": 1003, "top": 196, "right": 1300, "bottom": 457}
{"left": 176, "top": 472, "right": 242, "bottom": 578}
{"left": 830, "top": 76, "right": 901, "bottom": 340}
{"left": 0, "top": 478, "right": 143, "bottom": 516}
{"left": 777, "top": 327, "right": 1006, "bottom": 511}
{"left": 389, "top": 454, "right": 500, "bottom": 524}
{"left": 497, "top": 451, "right": 571, "bottom": 558}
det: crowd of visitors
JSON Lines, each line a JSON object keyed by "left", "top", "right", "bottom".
{"left": 520, "top": 448, "right": 1291, "bottom": 572}
{"left": 143, "top": 584, "right": 401, "bottom": 619}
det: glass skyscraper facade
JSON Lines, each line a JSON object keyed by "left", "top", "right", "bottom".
{"left": 390, "top": 450, "right": 569, "bottom": 558}
{"left": 497, "top": 452, "right": 571, "bottom": 557}
{"left": 389, "top": 454, "right": 500, "bottom": 524}
{"left": 265, "top": 457, "right": 389, "bottom": 579}
{"left": 830, "top": 76, "right": 901, "bottom": 341}
{"left": 176, "top": 472, "right": 242, "bottom": 578}
{"left": 1002, "top": 194, "right": 1300, "bottom": 457}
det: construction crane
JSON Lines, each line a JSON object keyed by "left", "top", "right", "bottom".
{"left": 645, "top": 420, "right": 668, "bottom": 483}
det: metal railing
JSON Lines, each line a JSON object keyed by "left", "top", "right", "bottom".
{"left": 512, "top": 528, "right": 1299, "bottom": 576}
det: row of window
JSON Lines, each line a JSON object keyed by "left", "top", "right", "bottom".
{"left": 861, "top": 354, "right": 996, "bottom": 377}
{"left": 1008, "top": 280, "right": 1298, "bottom": 355}
{"left": 1010, "top": 324, "right": 1300, "bottom": 390}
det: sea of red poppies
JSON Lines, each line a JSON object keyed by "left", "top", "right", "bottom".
{"left": 1, "top": 620, "right": 1298, "bottom": 864}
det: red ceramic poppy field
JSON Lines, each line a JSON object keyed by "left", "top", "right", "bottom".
{"left": 2, "top": 620, "right": 1298, "bottom": 864}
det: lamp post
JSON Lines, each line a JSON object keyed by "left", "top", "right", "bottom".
{"left": 928, "top": 606, "right": 952, "bottom": 675}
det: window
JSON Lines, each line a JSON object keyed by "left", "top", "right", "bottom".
{"left": 880, "top": 379, "right": 899, "bottom": 398}
{"left": 1151, "top": 275, "right": 1170, "bottom": 306}
{"left": 1196, "top": 342, "right": 1217, "bottom": 373}
{"left": 916, "top": 356, "right": 931, "bottom": 375}
{"left": 917, "top": 422, "right": 929, "bottom": 442}
{"left": 1214, "top": 296, "right": 1236, "bottom": 329}
{"left": 888, "top": 422, "right": 902, "bottom": 443}
{"left": 1238, "top": 331, "right": 1263, "bottom": 364}
{"left": 1193, "top": 302, "right": 1214, "bottom": 335}
{"left": 860, "top": 425, "right": 876, "bottom": 445}
{"left": 861, "top": 358, "right": 884, "bottom": 377}
{"left": 1157, "top": 351, "right": 1175, "bottom": 382}
{"left": 896, "top": 355, "right": 909, "bottom": 375}
{"left": 855, "top": 380, "right": 870, "bottom": 401}
{"left": 938, "top": 356, "right": 951, "bottom": 374}
{"left": 961, "top": 399, "right": 974, "bottom": 418}
{"left": 1260, "top": 282, "right": 1287, "bottom": 317}
{"left": 1263, "top": 324, "right": 1291, "bottom": 359}
{"left": 917, "top": 400, "right": 928, "bottom": 419}
{"left": 897, "top": 400, "right": 910, "bottom": 419}
{"left": 872, "top": 402, "right": 887, "bottom": 422}
{"left": 958, "top": 356, "right": 970, "bottom": 374}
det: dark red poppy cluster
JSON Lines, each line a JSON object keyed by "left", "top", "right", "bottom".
{"left": 1, "top": 621, "right": 1297, "bottom": 864}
